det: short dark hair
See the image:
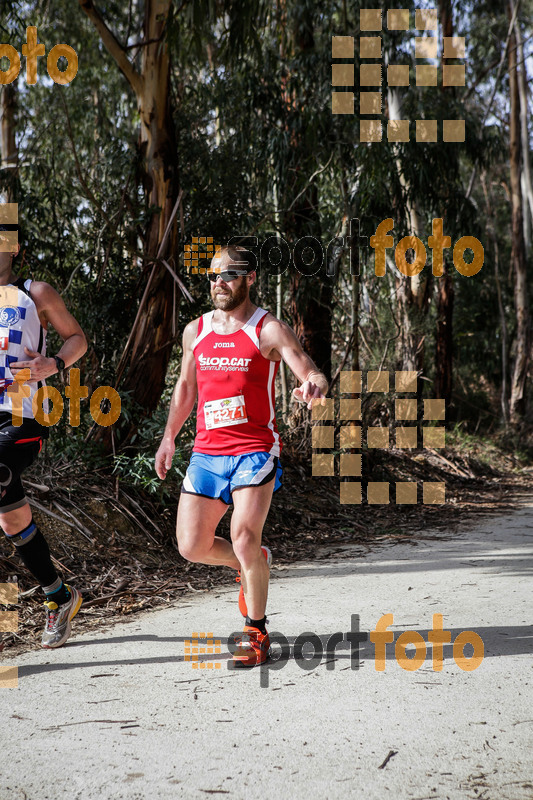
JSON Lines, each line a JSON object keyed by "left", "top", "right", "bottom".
{"left": 215, "top": 245, "right": 256, "bottom": 273}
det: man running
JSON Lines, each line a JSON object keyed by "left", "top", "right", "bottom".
{"left": 155, "top": 245, "right": 328, "bottom": 667}
{"left": 0, "top": 223, "right": 87, "bottom": 647}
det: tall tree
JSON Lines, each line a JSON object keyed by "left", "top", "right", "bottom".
{"left": 434, "top": 0, "right": 455, "bottom": 405}
{"left": 282, "top": 3, "right": 332, "bottom": 382}
{"left": 507, "top": 1, "right": 530, "bottom": 423}
{"left": 514, "top": 14, "right": 533, "bottom": 256}
{"left": 79, "top": 0, "right": 180, "bottom": 428}
{"left": 0, "top": 85, "right": 18, "bottom": 203}
{"left": 385, "top": 33, "right": 431, "bottom": 374}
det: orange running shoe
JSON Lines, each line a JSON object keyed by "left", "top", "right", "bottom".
{"left": 236, "top": 545, "right": 272, "bottom": 617}
{"left": 232, "top": 625, "right": 271, "bottom": 668}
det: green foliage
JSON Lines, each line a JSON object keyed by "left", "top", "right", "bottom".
{"left": 112, "top": 452, "right": 167, "bottom": 497}
{"left": 112, "top": 403, "right": 195, "bottom": 498}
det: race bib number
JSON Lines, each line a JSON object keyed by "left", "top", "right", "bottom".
{"left": 204, "top": 394, "right": 248, "bottom": 430}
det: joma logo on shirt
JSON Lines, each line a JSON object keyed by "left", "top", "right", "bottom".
{"left": 214, "top": 342, "right": 236, "bottom": 349}
{"left": 198, "top": 354, "right": 252, "bottom": 369}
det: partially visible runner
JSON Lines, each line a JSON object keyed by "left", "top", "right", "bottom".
{"left": 0, "top": 223, "right": 87, "bottom": 647}
{"left": 155, "top": 246, "right": 328, "bottom": 667}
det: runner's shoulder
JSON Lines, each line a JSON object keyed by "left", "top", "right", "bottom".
{"left": 24, "top": 280, "right": 59, "bottom": 310}
{"left": 183, "top": 318, "right": 201, "bottom": 348}
{"left": 260, "top": 313, "right": 293, "bottom": 342}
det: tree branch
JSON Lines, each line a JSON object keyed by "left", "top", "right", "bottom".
{"left": 286, "top": 153, "right": 334, "bottom": 213}
{"left": 124, "top": 35, "right": 164, "bottom": 51}
{"left": 59, "top": 92, "right": 106, "bottom": 218}
{"left": 78, "top": 0, "right": 143, "bottom": 96}
{"left": 328, "top": 325, "right": 357, "bottom": 394}
{"left": 465, "top": 0, "right": 521, "bottom": 201}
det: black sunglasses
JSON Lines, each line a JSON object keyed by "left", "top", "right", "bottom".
{"left": 208, "top": 269, "right": 249, "bottom": 282}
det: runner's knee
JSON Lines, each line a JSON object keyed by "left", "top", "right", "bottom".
{"left": 0, "top": 459, "right": 28, "bottom": 522}
{"left": 177, "top": 536, "right": 210, "bottom": 563}
{"left": 231, "top": 528, "right": 261, "bottom": 566}
{"left": 4, "top": 519, "right": 37, "bottom": 544}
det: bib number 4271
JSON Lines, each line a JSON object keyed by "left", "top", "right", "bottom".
{"left": 204, "top": 395, "right": 248, "bottom": 430}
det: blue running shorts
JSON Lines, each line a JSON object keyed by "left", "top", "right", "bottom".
{"left": 181, "top": 451, "right": 282, "bottom": 505}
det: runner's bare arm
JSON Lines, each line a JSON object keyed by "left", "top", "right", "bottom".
{"left": 10, "top": 281, "right": 87, "bottom": 381}
{"left": 155, "top": 320, "right": 199, "bottom": 480}
{"left": 261, "top": 317, "right": 328, "bottom": 410}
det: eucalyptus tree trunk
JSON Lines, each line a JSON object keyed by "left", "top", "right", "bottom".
{"left": 80, "top": 0, "right": 180, "bottom": 425}
{"left": 1, "top": 85, "right": 18, "bottom": 202}
{"left": 481, "top": 174, "right": 509, "bottom": 427}
{"left": 434, "top": 0, "right": 455, "bottom": 406}
{"left": 507, "top": 11, "right": 530, "bottom": 424}
{"left": 514, "top": 17, "right": 533, "bottom": 255}
{"left": 387, "top": 86, "right": 430, "bottom": 373}
{"left": 282, "top": 6, "right": 332, "bottom": 382}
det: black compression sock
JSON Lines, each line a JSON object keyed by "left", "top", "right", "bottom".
{"left": 245, "top": 615, "right": 267, "bottom": 634}
{"left": 5, "top": 522, "right": 65, "bottom": 599}
{"left": 44, "top": 581, "right": 70, "bottom": 606}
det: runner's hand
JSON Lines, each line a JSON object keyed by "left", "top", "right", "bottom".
{"left": 10, "top": 347, "right": 57, "bottom": 381}
{"left": 155, "top": 438, "right": 176, "bottom": 480}
{"left": 292, "top": 381, "right": 327, "bottom": 410}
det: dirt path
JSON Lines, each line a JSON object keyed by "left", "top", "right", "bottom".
{"left": 1, "top": 501, "right": 532, "bottom": 799}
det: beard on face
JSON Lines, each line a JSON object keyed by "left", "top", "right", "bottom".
{"left": 211, "top": 277, "right": 248, "bottom": 311}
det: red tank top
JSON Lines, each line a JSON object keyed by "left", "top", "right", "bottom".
{"left": 192, "top": 307, "right": 281, "bottom": 456}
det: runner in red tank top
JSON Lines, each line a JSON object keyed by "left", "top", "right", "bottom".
{"left": 193, "top": 305, "right": 281, "bottom": 457}
{"left": 156, "top": 246, "right": 328, "bottom": 667}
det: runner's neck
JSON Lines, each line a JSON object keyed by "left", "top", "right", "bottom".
{"left": 211, "top": 302, "right": 259, "bottom": 335}
{"left": 0, "top": 266, "right": 18, "bottom": 286}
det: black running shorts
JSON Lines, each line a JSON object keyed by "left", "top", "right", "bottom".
{"left": 0, "top": 412, "right": 49, "bottom": 512}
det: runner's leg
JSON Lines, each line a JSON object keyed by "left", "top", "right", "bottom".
{"left": 0, "top": 503, "right": 32, "bottom": 534}
{"left": 0, "top": 436, "right": 82, "bottom": 647}
{"left": 176, "top": 492, "right": 239, "bottom": 568}
{"left": 1, "top": 500, "right": 63, "bottom": 594}
{"left": 230, "top": 477, "right": 275, "bottom": 620}
{"left": 0, "top": 439, "right": 69, "bottom": 604}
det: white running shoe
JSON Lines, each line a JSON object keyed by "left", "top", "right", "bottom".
{"left": 41, "top": 585, "right": 82, "bottom": 648}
